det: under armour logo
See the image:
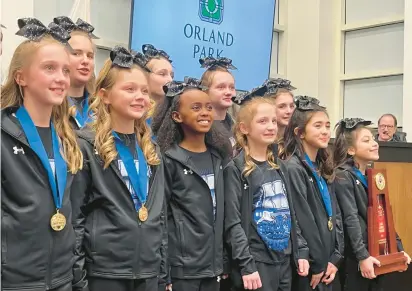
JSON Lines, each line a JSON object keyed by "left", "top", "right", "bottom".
{"left": 356, "top": 180, "right": 360, "bottom": 185}
{"left": 244, "top": 184, "right": 249, "bottom": 190}
{"left": 309, "top": 177, "right": 313, "bottom": 182}
{"left": 217, "top": 276, "right": 221, "bottom": 282}
{"left": 13, "top": 146, "right": 25, "bottom": 155}
{"left": 183, "top": 169, "right": 193, "bottom": 175}
{"left": 94, "top": 149, "right": 99, "bottom": 155}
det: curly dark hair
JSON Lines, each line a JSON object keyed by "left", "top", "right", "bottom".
{"left": 280, "top": 107, "right": 335, "bottom": 182}
{"left": 152, "top": 93, "right": 232, "bottom": 159}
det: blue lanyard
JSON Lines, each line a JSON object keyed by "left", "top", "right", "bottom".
{"left": 304, "top": 154, "right": 332, "bottom": 218}
{"left": 15, "top": 107, "right": 67, "bottom": 210}
{"left": 68, "top": 91, "right": 91, "bottom": 128}
{"left": 353, "top": 167, "right": 368, "bottom": 188}
{"left": 113, "top": 132, "right": 148, "bottom": 209}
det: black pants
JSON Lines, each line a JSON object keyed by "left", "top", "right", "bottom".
{"left": 339, "top": 257, "right": 383, "bottom": 291}
{"left": 88, "top": 276, "right": 159, "bottom": 291}
{"left": 220, "top": 277, "right": 233, "bottom": 291}
{"left": 235, "top": 260, "right": 292, "bottom": 291}
{"left": 172, "top": 277, "right": 220, "bottom": 291}
{"left": 292, "top": 268, "right": 332, "bottom": 291}
{"left": 51, "top": 282, "right": 72, "bottom": 291}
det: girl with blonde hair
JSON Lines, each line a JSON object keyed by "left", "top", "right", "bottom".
{"left": 1, "top": 18, "right": 82, "bottom": 291}
{"left": 71, "top": 46, "right": 167, "bottom": 291}
{"left": 224, "top": 91, "right": 309, "bottom": 291}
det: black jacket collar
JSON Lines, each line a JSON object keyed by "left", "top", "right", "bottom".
{"left": 165, "top": 143, "right": 222, "bottom": 165}
{"left": 1, "top": 107, "right": 30, "bottom": 147}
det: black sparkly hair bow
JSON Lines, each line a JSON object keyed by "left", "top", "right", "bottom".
{"left": 131, "top": 51, "right": 150, "bottom": 71}
{"left": 110, "top": 46, "right": 149, "bottom": 71}
{"left": 199, "top": 57, "right": 237, "bottom": 70}
{"left": 231, "top": 91, "right": 252, "bottom": 105}
{"left": 163, "top": 77, "right": 207, "bottom": 98}
{"left": 262, "top": 78, "right": 296, "bottom": 95}
{"left": 16, "top": 18, "right": 71, "bottom": 46}
{"left": 142, "top": 44, "right": 172, "bottom": 63}
{"left": 53, "top": 16, "right": 98, "bottom": 39}
{"left": 294, "top": 95, "right": 325, "bottom": 111}
{"left": 338, "top": 118, "right": 372, "bottom": 130}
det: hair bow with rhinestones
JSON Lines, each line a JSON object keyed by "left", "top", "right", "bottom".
{"left": 142, "top": 44, "right": 172, "bottom": 63}
{"left": 163, "top": 78, "right": 207, "bottom": 98}
{"left": 110, "top": 46, "right": 149, "bottom": 71}
{"left": 199, "top": 57, "right": 237, "bottom": 70}
{"left": 338, "top": 118, "right": 372, "bottom": 130}
{"left": 294, "top": 95, "right": 325, "bottom": 111}
{"left": 16, "top": 18, "right": 71, "bottom": 47}
{"left": 53, "top": 16, "right": 98, "bottom": 39}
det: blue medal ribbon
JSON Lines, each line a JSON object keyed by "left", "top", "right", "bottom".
{"left": 15, "top": 107, "right": 67, "bottom": 210}
{"left": 353, "top": 167, "right": 368, "bottom": 188}
{"left": 68, "top": 91, "right": 92, "bottom": 128}
{"left": 113, "top": 132, "right": 148, "bottom": 210}
{"left": 304, "top": 154, "right": 333, "bottom": 219}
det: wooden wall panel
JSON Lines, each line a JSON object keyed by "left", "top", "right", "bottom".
{"left": 374, "top": 162, "right": 412, "bottom": 254}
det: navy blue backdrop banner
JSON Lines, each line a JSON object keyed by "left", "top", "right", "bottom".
{"left": 130, "top": 0, "right": 276, "bottom": 91}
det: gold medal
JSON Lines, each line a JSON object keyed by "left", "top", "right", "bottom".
{"left": 328, "top": 218, "right": 333, "bottom": 231}
{"left": 50, "top": 209, "right": 66, "bottom": 231}
{"left": 375, "top": 173, "right": 386, "bottom": 191}
{"left": 138, "top": 205, "right": 148, "bottom": 222}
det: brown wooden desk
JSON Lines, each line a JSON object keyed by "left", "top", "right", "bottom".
{"left": 374, "top": 142, "right": 412, "bottom": 255}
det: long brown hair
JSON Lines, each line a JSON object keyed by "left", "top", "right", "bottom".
{"left": 234, "top": 97, "right": 278, "bottom": 177}
{"left": 333, "top": 123, "right": 371, "bottom": 169}
{"left": 280, "top": 107, "right": 335, "bottom": 182}
{"left": 90, "top": 58, "right": 160, "bottom": 169}
{"left": 1, "top": 36, "right": 83, "bottom": 173}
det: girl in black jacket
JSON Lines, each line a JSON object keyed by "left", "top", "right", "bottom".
{"left": 71, "top": 46, "right": 167, "bottom": 291}
{"left": 152, "top": 78, "right": 232, "bottom": 291}
{"left": 333, "top": 118, "right": 410, "bottom": 291}
{"left": 1, "top": 18, "right": 83, "bottom": 291}
{"left": 224, "top": 93, "right": 310, "bottom": 291}
{"left": 53, "top": 16, "right": 98, "bottom": 129}
{"left": 280, "top": 96, "right": 344, "bottom": 291}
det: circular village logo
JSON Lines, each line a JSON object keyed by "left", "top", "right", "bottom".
{"left": 199, "top": 0, "right": 224, "bottom": 24}
{"left": 183, "top": 0, "right": 234, "bottom": 59}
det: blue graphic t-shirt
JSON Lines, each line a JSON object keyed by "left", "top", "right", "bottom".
{"left": 250, "top": 160, "right": 292, "bottom": 255}
{"left": 115, "top": 132, "right": 151, "bottom": 210}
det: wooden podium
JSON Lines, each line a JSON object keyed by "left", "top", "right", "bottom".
{"left": 367, "top": 169, "right": 408, "bottom": 275}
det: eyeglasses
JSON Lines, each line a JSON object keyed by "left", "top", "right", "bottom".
{"left": 378, "top": 125, "right": 395, "bottom": 129}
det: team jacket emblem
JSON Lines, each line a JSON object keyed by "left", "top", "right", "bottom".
{"left": 13, "top": 146, "right": 25, "bottom": 155}
{"left": 184, "top": 169, "right": 193, "bottom": 175}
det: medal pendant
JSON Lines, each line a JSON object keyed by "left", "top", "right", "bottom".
{"left": 138, "top": 205, "right": 148, "bottom": 222}
{"left": 328, "top": 218, "right": 333, "bottom": 231}
{"left": 50, "top": 210, "right": 66, "bottom": 231}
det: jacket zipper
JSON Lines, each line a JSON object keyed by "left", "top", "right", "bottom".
{"left": 166, "top": 153, "right": 219, "bottom": 274}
